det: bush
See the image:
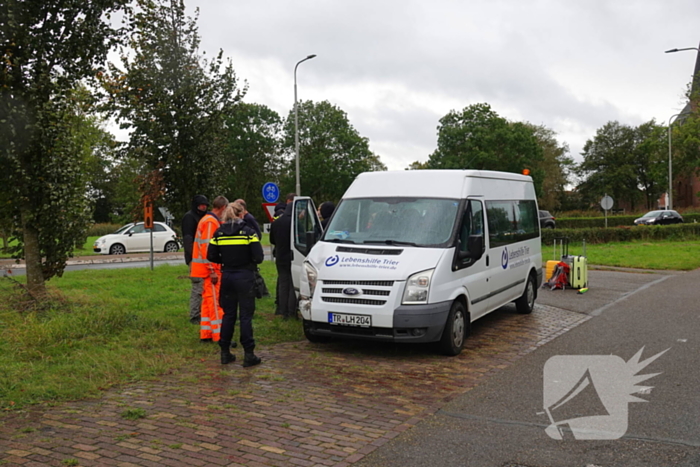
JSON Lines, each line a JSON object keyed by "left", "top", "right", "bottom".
{"left": 541, "top": 223, "right": 700, "bottom": 245}
{"left": 87, "top": 223, "right": 122, "bottom": 237}
{"left": 556, "top": 213, "right": 700, "bottom": 229}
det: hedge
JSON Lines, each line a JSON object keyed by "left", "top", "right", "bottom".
{"left": 86, "top": 223, "right": 122, "bottom": 237}
{"left": 556, "top": 213, "right": 700, "bottom": 229}
{"left": 541, "top": 223, "right": 700, "bottom": 245}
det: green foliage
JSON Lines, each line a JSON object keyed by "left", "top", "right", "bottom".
{"left": 0, "top": 0, "right": 127, "bottom": 294}
{"left": 555, "top": 213, "right": 700, "bottom": 229}
{"left": 103, "top": 0, "right": 246, "bottom": 219}
{"left": 281, "top": 100, "right": 386, "bottom": 202}
{"left": 526, "top": 124, "right": 573, "bottom": 211}
{"left": 426, "top": 103, "right": 544, "bottom": 193}
{"left": 86, "top": 223, "right": 123, "bottom": 237}
{"left": 576, "top": 120, "right": 668, "bottom": 211}
{"left": 223, "top": 103, "right": 284, "bottom": 221}
{"left": 120, "top": 407, "right": 147, "bottom": 420}
{"left": 541, "top": 223, "right": 700, "bottom": 244}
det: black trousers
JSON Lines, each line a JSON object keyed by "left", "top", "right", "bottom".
{"left": 219, "top": 269, "right": 256, "bottom": 352}
{"left": 275, "top": 261, "right": 297, "bottom": 318}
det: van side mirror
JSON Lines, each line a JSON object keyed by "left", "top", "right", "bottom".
{"left": 305, "top": 230, "right": 318, "bottom": 256}
{"left": 458, "top": 235, "right": 483, "bottom": 261}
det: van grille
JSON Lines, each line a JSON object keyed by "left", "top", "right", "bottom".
{"left": 321, "top": 288, "right": 390, "bottom": 297}
{"left": 322, "top": 297, "right": 387, "bottom": 306}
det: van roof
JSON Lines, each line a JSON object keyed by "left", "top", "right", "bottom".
{"left": 343, "top": 170, "right": 533, "bottom": 199}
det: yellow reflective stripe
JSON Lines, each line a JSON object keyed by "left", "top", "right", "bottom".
{"left": 212, "top": 235, "right": 258, "bottom": 246}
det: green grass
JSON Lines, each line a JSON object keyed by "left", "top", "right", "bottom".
{"left": 547, "top": 239, "right": 700, "bottom": 271}
{"left": 0, "top": 261, "right": 301, "bottom": 411}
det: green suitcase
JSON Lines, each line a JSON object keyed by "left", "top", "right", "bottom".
{"left": 570, "top": 255, "right": 588, "bottom": 289}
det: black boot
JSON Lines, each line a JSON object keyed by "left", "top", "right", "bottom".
{"left": 242, "top": 351, "right": 261, "bottom": 368}
{"left": 220, "top": 347, "right": 236, "bottom": 365}
{"left": 230, "top": 341, "right": 237, "bottom": 349}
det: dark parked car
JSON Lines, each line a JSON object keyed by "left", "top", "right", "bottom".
{"left": 633, "top": 210, "right": 684, "bottom": 226}
{"left": 539, "top": 210, "right": 556, "bottom": 229}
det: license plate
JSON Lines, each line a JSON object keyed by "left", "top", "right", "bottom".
{"left": 328, "top": 312, "right": 371, "bottom": 327}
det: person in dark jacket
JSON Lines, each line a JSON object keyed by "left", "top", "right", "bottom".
{"left": 318, "top": 201, "right": 335, "bottom": 230}
{"left": 208, "top": 202, "right": 264, "bottom": 367}
{"left": 234, "top": 199, "right": 262, "bottom": 240}
{"left": 269, "top": 200, "right": 296, "bottom": 319}
{"left": 181, "top": 194, "right": 209, "bottom": 324}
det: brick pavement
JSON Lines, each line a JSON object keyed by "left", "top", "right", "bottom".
{"left": 0, "top": 304, "right": 589, "bottom": 467}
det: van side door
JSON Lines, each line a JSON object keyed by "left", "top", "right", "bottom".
{"left": 453, "top": 199, "right": 491, "bottom": 320}
{"left": 290, "top": 197, "right": 322, "bottom": 293}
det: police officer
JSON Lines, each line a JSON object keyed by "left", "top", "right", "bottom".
{"left": 207, "top": 202, "right": 264, "bottom": 367}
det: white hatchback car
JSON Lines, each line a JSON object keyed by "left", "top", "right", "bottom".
{"left": 93, "top": 222, "right": 180, "bottom": 255}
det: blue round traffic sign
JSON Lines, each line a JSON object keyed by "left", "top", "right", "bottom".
{"left": 262, "top": 182, "right": 280, "bottom": 203}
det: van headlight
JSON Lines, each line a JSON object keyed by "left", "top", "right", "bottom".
{"left": 402, "top": 269, "right": 434, "bottom": 305}
{"left": 304, "top": 262, "right": 318, "bottom": 297}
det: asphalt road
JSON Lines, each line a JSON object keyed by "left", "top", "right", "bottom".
{"left": 359, "top": 268, "right": 700, "bottom": 467}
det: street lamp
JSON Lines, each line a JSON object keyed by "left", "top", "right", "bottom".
{"left": 664, "top": 44, "right": 699, "bottom": 209}
{"left": 294, "top": 54, "right": 317, "bottom": 196}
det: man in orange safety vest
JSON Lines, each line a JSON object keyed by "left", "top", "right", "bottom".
{"left": 191, "top": 195, "right": 228, "bottom": 342}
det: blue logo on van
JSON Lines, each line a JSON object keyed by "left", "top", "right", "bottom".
{"left": 501, "top": 247, "right": 508, "bottom": 269}
{"left": 325, "top": 255, "right": 339, "bottom": 267}
{"left": 343, "top": 287, "right": 360, "bottom": 296}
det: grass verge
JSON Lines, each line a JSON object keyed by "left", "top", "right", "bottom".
{"left": 546, "top": 239, "right": 700, "bottom": 271}
{"left": 0, "top": 261, "right": 301, "bottom": 412}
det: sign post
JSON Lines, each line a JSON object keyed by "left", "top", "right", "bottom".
{"left": 144, "top": 199, "right": 154, "bottom": 270}
{"left": 600, "top": 195, "right": 614, "bottom": 228}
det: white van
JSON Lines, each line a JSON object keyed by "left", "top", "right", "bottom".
{"left": 288, "top": 170, "right": 543, "bottom": 355}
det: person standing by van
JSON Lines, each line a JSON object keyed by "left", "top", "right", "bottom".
{"left": 208, "top": 202, "right": 264, "bottom": 367}
{"left": 270, "top": 193, "right": 297, "bottom": 319}
{"left": 182, "top": 194, "right": 209, "bottom": 324}
{"left": 191, "top": 195, "right": 228, "bottom": 342}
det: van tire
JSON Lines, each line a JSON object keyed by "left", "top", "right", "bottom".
{"left": 439, "top": 301, "right": 468, "bottom": 356}
{"left": 515, "top": 274, "right": 536, "bottom": 314}
{"left": 303, "top": 319, "right": 330, "bottom": 343}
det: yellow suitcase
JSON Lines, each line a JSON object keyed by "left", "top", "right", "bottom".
{"left": 545, "top": 260, "right": 559, "bottom": 281}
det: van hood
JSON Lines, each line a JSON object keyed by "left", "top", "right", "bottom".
{"left": 308, "top": 242, "right": 448, "bottom": 281}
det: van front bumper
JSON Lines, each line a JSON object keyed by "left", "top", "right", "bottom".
{"left": 305, "top": 300, "right": 451, "bottom": 343}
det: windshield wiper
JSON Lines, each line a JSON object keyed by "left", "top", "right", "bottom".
{"left": 363, "top": 240, "right": 420, "bottom": 247}
{"left": 324, "top": 238, "right": 355, "bottom": 244}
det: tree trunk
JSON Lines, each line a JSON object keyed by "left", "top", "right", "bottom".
{"left": 21, "top": 208, "right": 46, "bottom": 297}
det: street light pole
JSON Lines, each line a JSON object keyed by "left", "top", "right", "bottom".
{"left": 664, "top": 44, "right": 699, "bottom": 210}
{"left": 294, "top": 54, "right": 317, "bottom": 196}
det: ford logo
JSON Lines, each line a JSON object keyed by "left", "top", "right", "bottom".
{"left": 343, "top": 287, "right": 360, "bottom": 296}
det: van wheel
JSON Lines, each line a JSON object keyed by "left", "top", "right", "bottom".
{"left": 439, "top": 301, "right": 468, "bottom": 356}
{"left": 515, "top": 274, "right": 536, "bottom": 314}
{"left": 303, "top": 319, "right": 330, "bottom": 343}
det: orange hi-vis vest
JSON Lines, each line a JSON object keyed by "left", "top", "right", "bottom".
{"left": 191, "top": 213, "right": 221, "bottom": 278}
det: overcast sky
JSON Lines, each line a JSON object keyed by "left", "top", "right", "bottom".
{"left": 182, "top": 0, "right": 699, "bottom": 171}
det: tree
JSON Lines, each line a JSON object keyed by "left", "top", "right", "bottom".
{"left": 524, "top": 124, "right": 573, "bottom": 211}
{"left": 223, "top": 103, "right": 284, "bottom": 221}
{"left": 281, "top": 100, "right": 386, "bottom": 203}
{"left": 102, "top": 0, "right": 246, "bottom": 218}
{"left": 576, "top": 120, "right": 668, "bottom": 211}
{"left": 426, "top": 103, "right": 544, "bottom": 193}
{"left": 0, "top": 0, "right": 126, "bottom": 296}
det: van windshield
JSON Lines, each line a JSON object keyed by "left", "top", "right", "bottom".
{"left": 322, "top": 198, "right": 460, "bottom": 247}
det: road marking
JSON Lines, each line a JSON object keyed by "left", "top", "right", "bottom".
{"left": 437, "top": 410, "right": 700, "bottom": 448}
{"left": 590, "top": 275, "right": 672, "bottom": 317}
